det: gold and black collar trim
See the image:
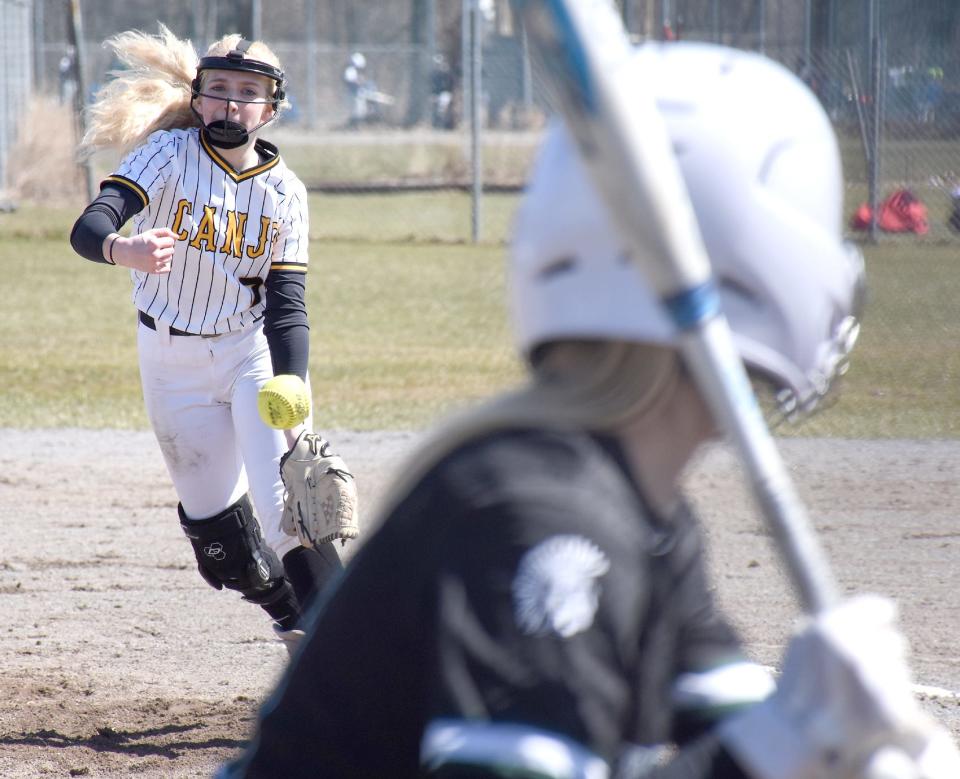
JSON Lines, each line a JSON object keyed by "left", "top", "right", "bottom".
{"left": 200, "top": 132, "right": 280, "bottom": 182}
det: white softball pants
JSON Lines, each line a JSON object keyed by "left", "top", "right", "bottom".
{"left": 137, "top": 318, "right": 305, "bottom": 560}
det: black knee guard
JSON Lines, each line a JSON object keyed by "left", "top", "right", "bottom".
{"left": 179, "top": 495, "right": 284, "bottom": 602}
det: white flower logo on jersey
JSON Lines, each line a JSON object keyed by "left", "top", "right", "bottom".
{"left": 512, "top": 535, "right": 610, "bottom": 638}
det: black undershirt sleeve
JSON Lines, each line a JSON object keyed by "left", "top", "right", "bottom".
{"left": 264, "top": 270, "right": 309, "bottom": 380}
{"left": 69, "top": 184, "right": 144, "bottom": 263}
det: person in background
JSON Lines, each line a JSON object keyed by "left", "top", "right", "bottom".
{"left": 58, "top": 45, "right": 78, "bottom": 106}
{"left": 430, "top": 53, "right": 455, "bottom": 129}
{"left": 342, "top": 51, "right": 369, "bottom": 128}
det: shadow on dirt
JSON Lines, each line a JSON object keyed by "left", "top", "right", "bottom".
{"left": 1, "top": 723, "right": 247, "bottom": 758}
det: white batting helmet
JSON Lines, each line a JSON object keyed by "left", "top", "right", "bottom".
{"left": 510, "top": 42, "right": 864, "bottom": 419}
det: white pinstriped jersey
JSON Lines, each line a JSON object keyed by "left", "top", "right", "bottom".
{"left": 106, "top": 127, "right": 308, "bottom": 335}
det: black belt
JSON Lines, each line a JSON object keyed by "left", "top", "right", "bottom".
{"left": 138, "top": 310, "right": 212, "bottom": 337}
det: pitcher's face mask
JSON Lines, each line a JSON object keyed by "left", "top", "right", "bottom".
{"left": 191, "top": 39, "right": 286, "bottom": 149}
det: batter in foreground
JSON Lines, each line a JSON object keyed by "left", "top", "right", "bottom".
{"left": 222, "top": 42, "right": 959, "bottom": 779}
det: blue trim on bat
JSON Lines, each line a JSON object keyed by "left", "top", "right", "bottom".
{"left": 663, "top": 282, "right": 721, "bottom": 330}
{"left": 542, "top": 0, "right": 597, "bottom": 113}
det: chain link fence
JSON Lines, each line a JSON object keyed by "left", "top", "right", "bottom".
{"left": 643, "top": 0, "right": 960, "bottom": 241}
{"left": 6, "top": 0, "right": 960, "bottom": 241}
{"left": 0, "top": 0, "right": 33, "bottom": 205}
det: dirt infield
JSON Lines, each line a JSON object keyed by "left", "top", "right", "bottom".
{"left": 2, "top": 429, "right": 959, "bottom": 777}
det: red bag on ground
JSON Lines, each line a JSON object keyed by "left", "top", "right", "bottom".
{"left": 851, "top": 203, "right": 872, "bottom": 230}
{"left": 850, "top": 188, "right": 929, "bottom": 234}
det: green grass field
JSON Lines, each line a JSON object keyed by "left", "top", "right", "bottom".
{"left": 1, "top": 191, "right": 958, "bottom": 436}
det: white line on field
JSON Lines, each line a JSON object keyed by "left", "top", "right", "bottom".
{"left": 912, "top": 683, "right": 960, "bottom": 700}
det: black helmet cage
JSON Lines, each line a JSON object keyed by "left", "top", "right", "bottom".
{"left": 191, "top": 39, "right": 286, "bottom": 107}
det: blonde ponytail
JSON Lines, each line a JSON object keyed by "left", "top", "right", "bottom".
{"left": 79, "top": 24, "right": 200, "bottom": 157}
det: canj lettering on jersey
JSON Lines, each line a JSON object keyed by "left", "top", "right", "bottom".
{"left": 119, "top": 128, "right": 306, "bottom": 334}
{"left": 172, "top": 199, "right": 279, "bottom": 259}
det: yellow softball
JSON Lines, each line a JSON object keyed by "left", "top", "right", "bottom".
{"left": 257, "top": 374, "right": 311, "bottom": 429}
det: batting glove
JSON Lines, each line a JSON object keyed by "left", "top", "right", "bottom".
{"left": 718, "top": 594, "right": 960, "bottom": 779}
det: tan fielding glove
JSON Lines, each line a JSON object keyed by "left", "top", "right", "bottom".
{"left": 280, "top": 431, "right": 359, "bottom": 548}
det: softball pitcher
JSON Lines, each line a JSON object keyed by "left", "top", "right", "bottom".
{"left": 69, "top": 26, "right": 342, "bottom": 652}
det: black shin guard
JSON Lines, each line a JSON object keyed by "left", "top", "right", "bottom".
{"left": 282, "top": 544, "right": 343, "bottom": 615}
{"left": 245, "top": 579, "right": 301, "bottom": 631}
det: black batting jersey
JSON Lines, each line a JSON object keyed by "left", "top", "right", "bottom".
{"left": 224, "top": 428, "right": 758, "bottom": 779}
{"left": 106, "top": 128, "right": 308, "bottom": 335}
